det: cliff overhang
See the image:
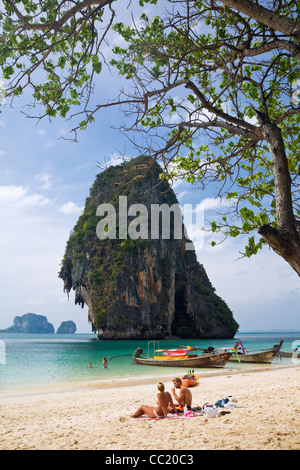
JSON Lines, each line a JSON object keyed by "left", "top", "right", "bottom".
{"left": 59, "top": 156, "right": 238, "bottom": 339}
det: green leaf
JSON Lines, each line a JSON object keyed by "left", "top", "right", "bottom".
{"left": 92, "top": 61, "right": 102, "bottom": 74}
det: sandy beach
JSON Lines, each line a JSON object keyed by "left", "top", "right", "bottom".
{"left": 1, "top": 364, "right": 299, "bottom": 451}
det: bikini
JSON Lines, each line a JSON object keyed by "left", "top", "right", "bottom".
{"left": 154, "top": 410, "right": 164, "bottom": 418}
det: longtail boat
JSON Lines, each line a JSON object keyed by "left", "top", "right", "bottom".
{"left": 133, "top": 341, "right": 239, "bottom": 368}
{"left": 279, "top": 347, "right": 299, "bottom": 358}
{"left": 218, "top": 339, "right": 284, "bottom": 364}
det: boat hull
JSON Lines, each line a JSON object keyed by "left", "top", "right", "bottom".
{"left": 280, "top": 350, "right": 299, "bottom": 358}
{"left": 134, "top": 351, "right": 232, "bottom": 368}
{"left": 229, "top": 346, "right": 283, "bottom": 364}
{"left": 228, "top": 340, "right": 284, "bottom": 364}
{"left": 182, "top": 378, "right": 198, "bottom": 387}
{"left": 229, "top": 350, "right": 277, "bottom": 363}
{"left": 280, "top": 351, "right": 293, "bottom": 358}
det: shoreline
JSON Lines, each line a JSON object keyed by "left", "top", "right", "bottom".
{"left": 1, "top": 364, "right": 299, "bottom": 450}
{"left": 0, "top": 361, "right": 295, "bottom": 399}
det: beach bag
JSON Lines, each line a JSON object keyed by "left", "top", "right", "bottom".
{"left": 203, "top": 404, "right": 218, "bottom": 418}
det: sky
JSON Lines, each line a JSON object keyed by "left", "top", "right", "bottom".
{"left": 0, "top": 2, "right": 299, "bottom": 333}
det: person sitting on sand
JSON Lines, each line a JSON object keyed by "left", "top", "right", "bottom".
{"left": 130, "top": 382, "right": 178, "bottom": 419}
{"left": 169, "top": 377, "right": 192, "bottom": 413}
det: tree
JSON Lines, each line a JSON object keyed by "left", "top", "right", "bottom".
{"left": 0, "top": 0, "right": 115, "bottom": 130}
{"left": 107, "top": 0, "right": 300, "bottom": 276}
{"left": 1, "top": 0, "right": 300, "bottom": 275}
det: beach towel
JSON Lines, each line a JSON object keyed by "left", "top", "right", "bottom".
{"left": 138, "top": 411, "right": 202, "bottom": 420}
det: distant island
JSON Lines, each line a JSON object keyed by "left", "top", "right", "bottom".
{"left": 56, "top": 320, "right": 77, "bottom": 334}
{"left": 0, "top": 313, "right": 76, "bottom": 334}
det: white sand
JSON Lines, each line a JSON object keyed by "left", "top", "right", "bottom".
{"left": 0, "top": 365, "right": 299, "bottom": 450}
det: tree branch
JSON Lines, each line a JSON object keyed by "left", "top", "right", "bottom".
{"left": 222, "top": 0, "right": 300, "bottom": 42}
{"left": 184, "top": 80, "right": 261, "bottom": 135}
{"left": 275, "top": 108, "right": 300, "bottom": 124}
{"left": 235, "top": 39, "right": 300, "bottom": 65}
{"left": 6, "top": 0, "right": 114, "bottom": 32}
{"left": 180, "top": 119, "right": 255, "bottom": 138}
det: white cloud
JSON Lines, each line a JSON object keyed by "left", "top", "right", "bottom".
{"left": 58, "top": 201, "right": 83, "bottom": 215}
{"left": 196, "top": 197, "right": 231, "bottom": 211}
{"left": 0, "top": 183, "right": 86, "bottom": 330}
{"left": 0, "top": 185, "right": 27, "bottom": 202}
{"left": 196, "top": 236, "right": 300, "bottom": 330}
{"left": 17, "top": 193, "right": 52, "bottom": 208}
{"left": 176, "top": 190, "right": 189, "bottom": 200}
{"left": 106, "top": 153, "right": 132, "bottom": 167}
{"left": 182, "top": 197, "right": 233, "bottom": 236}
{"left": 171, "top": 179, "right": 185, "bottom": 190}
{"left": 34, "top": 172, "right": 52, "bottom": 190}
{"left": 0, "top": 185, "right": 51, "bottom": 208}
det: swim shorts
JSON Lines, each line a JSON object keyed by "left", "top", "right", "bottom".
{"left": 175, "top": 405, "right": 191, "bottom": 412}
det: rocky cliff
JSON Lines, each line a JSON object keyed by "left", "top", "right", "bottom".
{"left": 59, "top": 156, "right": 238, "bottom": 339}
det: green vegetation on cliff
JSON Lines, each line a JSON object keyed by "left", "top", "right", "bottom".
{"left": 59, "top": 156, "right": 238, "bottom": 339}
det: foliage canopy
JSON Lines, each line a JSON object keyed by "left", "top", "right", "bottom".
{"left": 1, "top": 0, "right": 300, "bottom": 274}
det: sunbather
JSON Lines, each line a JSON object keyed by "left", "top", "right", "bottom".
{"left": 169, "top": 377, "right": 192, "bottom": 412}
{"left": 130, "top": 382, "right": 178, "bottom": 419}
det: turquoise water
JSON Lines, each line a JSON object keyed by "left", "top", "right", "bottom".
{"left": 0, "top": 332, "right": 299, "bottom": 391}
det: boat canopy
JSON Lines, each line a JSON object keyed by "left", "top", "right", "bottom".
{"left": 154, "top": 347, "right": 198, "bottom": 358}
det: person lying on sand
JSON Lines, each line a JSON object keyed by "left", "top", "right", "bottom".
{"left": 169, "top": 377, "right": 192, "bottom": 413}
{"left": 130, "top": 382, "right": 178, "bottom": 419}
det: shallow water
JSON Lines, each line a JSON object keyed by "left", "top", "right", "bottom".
{"left": 0, "top": 331, "right": 299, "bottom": 391}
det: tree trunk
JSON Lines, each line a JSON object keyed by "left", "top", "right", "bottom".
{"left": 258, "top": 122, "right": 300, "bottom": 276}
{"left": 258, "top": 224, "right": 300, "bottom": 276}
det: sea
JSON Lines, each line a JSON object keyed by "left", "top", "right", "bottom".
{"left": 0, "top": 331, "right": 299, "bottom": 393}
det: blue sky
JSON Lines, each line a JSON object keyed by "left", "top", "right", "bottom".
{"left": 0, "top": 3, "right": 299, "bottom": 333}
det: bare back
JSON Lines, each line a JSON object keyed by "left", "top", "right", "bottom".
{"left": 179, "top": 386, "right": 192, "bottom": 407}
{"left": 156, "top": 391, "right": 176, "bottom": 416}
